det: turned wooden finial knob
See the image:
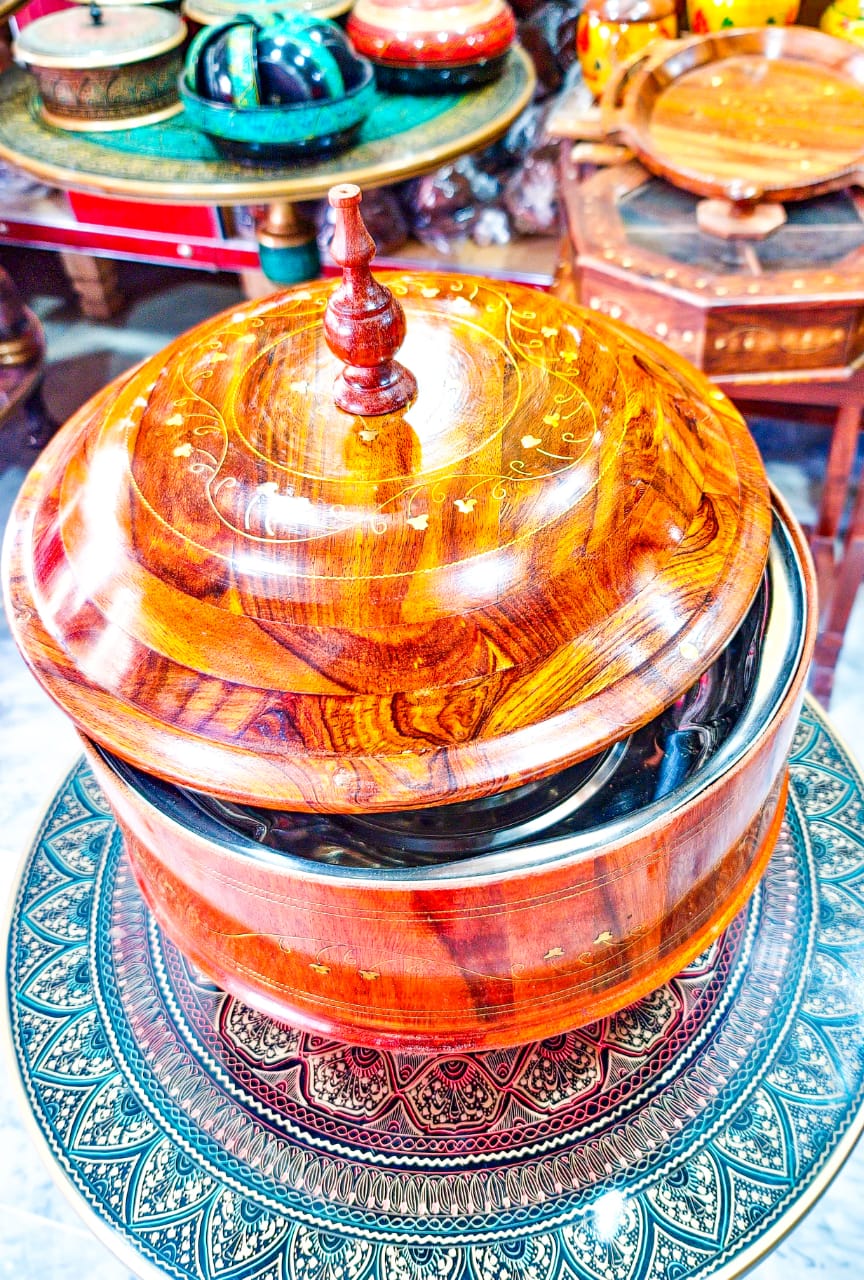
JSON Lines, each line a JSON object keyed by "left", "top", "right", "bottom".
{"left": 323, "top": 183, "right": 418, "bottom": 417}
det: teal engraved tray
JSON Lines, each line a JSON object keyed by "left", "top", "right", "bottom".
{"left": 0, "top": 53, "right": 533, "bottom": 202}
{"left": 4, "top": 698, "right": 864, "bottom": 1280}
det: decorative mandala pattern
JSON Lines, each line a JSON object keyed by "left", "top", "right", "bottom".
{"left": 6, "top": 700, "right": 864, "bottom": 1279}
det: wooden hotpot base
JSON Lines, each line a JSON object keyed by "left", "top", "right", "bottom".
{"left": 85, "top": 747, "right": 791, "bottom": 1053}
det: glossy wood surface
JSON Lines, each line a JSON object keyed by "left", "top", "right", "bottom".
{"left": 558, "top": 152, "right": 864, "bottom": 705}
{"left": 609, "top": 28, "right": 864, "bottom": 204}
{"left": 4, "top": 270, "right": 772, "bottom": 811}
{"left": 103, "top": 767, "right": 786, "bottom": 1049}
{"left": 559, "top": 155, "right": 864, "bottom": 379}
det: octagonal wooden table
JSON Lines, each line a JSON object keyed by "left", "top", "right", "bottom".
{"left": 558, "top": 146, "right": 864, "bottom": 704}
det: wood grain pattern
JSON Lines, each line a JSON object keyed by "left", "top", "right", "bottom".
{"left": 557, "top": 149, "right": 864, "bottom": 690}
{"left": 612, "top": 28, "right": 864, "bottom": 204}
{"left": 3, "top": 273, "right": 771, "bottom": 811}
{"left": 57, "top": 485, "right": 813, "bottom": 1050}
{"left": 68, "top": 487, "right": 815, "bottom": 1050}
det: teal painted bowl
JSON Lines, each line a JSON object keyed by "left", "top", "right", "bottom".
{"left": 181, "top": 15, "right": 377, "bottom": 162}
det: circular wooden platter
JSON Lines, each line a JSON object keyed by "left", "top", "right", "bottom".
{"left": 0, "top": 51, "right": 533, "bottom": 204}
{"left": 606, "top": 27, "right": 864, "bottom": 204}
{"left": 4, "top": 272, "right": 770, "bottom": 811}
{"left": 4, "top": 698, "right": 864, "bottom": 1280}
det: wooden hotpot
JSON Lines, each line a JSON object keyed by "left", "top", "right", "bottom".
{"left": 3, "top": 186, "right": 815, "bottom": 1051}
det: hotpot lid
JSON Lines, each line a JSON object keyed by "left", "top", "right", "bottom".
{"left": 4, "top": 186, "right": 770, "bottom": 813}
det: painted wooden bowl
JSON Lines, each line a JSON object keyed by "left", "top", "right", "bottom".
{"left": 576, "top": 0, "right": 677, "bottom": 98}
{"left": 81, "top": 506, "right": 812, "bottom": 1051}
{"left": 12, "top": 3, "right": 186, "bottom": 130}
{"left": 347, "top": 0, "right": 516, "bottom": 91}
{"left": 180, "top": 15, "right": 375, "bottom": 163}
{"left": 2, "top": 185, "right": 815, "bottom": 1049}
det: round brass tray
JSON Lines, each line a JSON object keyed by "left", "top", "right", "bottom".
{"left": 0, "top": 49, "right": 534, "bottom": 204}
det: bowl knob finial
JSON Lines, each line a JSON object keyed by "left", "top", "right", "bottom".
{"left": 323, "top": 183, "right": 418, "bottom": 416}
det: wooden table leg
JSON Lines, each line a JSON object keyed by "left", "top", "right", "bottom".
{"left": 811, "top": 469, "right": 864, "bottom": 706}
{"left": 256, "top": 202, "right": 321, "bottom": 285}
{"left": 59, "top": 252, "right": 124, "bottom": 319}
{"left": 811, "top": 397, "right": 863, "bottom": 619}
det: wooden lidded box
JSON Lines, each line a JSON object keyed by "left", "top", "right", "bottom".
{"left": 3, "top": 186, "right": 815, "bottom": 1051}
{"left": 13, "top": 3, "right": 186, "bottom": 130}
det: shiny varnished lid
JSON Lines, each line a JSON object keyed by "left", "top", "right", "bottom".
{"left": 14, "top": 4, "right": 185, "bottom": 69}
{"left": 4, "top": 188, "right": 770, "bottom": 813}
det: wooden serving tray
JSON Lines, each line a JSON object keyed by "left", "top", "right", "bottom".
{"left": 602, "top": 27, "right": 864, "bottom": 206}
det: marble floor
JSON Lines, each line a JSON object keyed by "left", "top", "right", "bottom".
{"left": 1, "top": 251, "right": 864, "bottom": 1278}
